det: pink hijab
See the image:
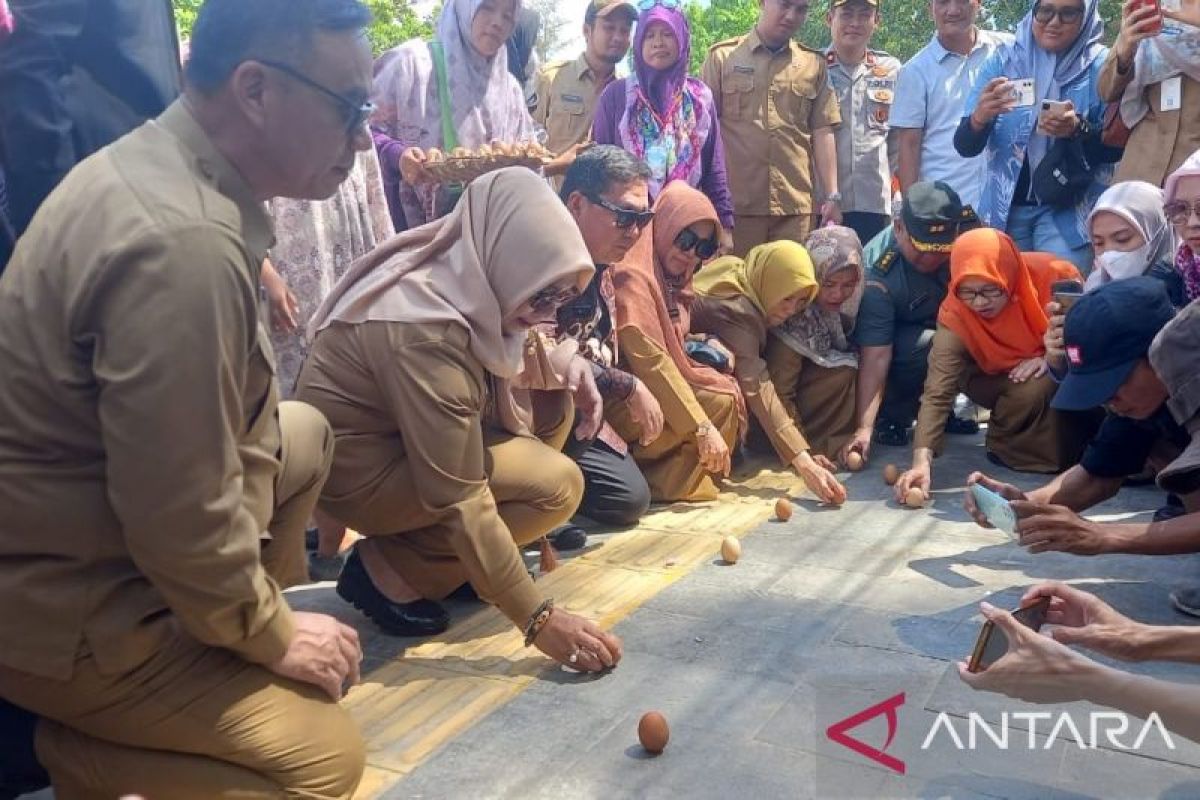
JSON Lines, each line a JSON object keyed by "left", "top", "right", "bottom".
{"left": 0, "top": 0, "right": 13, "bottom": 41}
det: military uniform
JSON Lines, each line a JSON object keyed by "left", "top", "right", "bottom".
{"left": 853, "top": 182, "right": 979, "bottom": 429}
{"left": 824, "top": 46, "right": 900, "bottom": 247}
{"left": 701, "top": 29, "right": 841, "bottom": 257}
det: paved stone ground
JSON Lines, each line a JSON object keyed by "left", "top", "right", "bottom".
{"left": 387, "top": 432, "right": 1200, "bottom": 800}
{"left": 21, "top": 431, "right": 1200, "bottom": 800}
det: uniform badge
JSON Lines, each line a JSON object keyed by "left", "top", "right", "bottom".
{"left": 868, "top": 88, "right": 894, "bottom": 104}
{"left": 872, "top": 65, "right": 891, "bottom": 77}
{"left": 877, "top": 249, "right": 897, "bottom": 274}
{"left": 874, "top": 106, "right": 890, "bottom": 123}
{"left": 826, "top": 51, "right": 837, "bottom": 65}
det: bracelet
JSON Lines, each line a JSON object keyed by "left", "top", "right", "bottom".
{"left": 523, "top": 598, "right": 554, "bottom": 647}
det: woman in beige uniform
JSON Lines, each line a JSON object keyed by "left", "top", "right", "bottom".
{"left": 691, "top": 240, "right": 846, "bottom": 504}
{"left": 764, "top": 227, "right": 864, "bottom": 469}
{"left": 894, "top": 228, "right": 1090, "bottom": 500}
{"left": 296, "top": 169, "right": 621, "bottom": 673}
{"left": 608, "top": 181, "right": 745, "bottom": 502}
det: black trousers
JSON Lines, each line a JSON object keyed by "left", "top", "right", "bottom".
{"left": 565, "top": 438, "right": 651, "bottom": 527}
{"left": 879, "top": 323, "right": 936, "bottom": 429}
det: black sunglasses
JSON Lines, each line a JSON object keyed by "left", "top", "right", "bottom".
{"left": 257, "top": 59, "right": 375, "bottom": 135}
{"left": 585, "top": 194, "right": 656, "bottom": 230}
{"left": 674, "top": 227, "right": 720, "bottom": 260}
{"left": 1032, "top": 4, "right": 1084, "bottom": 24}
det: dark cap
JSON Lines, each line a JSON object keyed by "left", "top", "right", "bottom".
{"left": 901, "top": 181, "right": 979, "bottom": 253}
{"left": 1052, "top": 277, "right": 1176, "bottom": 411}
{"left": 1150, "top": 301, "right": 1200, "bottom": 493}
{"left": 585, "top": 0, "right": 638, "bottom": 24}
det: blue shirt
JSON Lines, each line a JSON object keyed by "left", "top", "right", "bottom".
{"left": 963, "top": 45, "right": 1112, "bottom": 249}
{"left": 891, "top": 29, "right": 1013, "bottom": 208}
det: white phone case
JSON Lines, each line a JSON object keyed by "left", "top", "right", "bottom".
{"left": 970, "top": 483, "right": 1017, "bottom": 535}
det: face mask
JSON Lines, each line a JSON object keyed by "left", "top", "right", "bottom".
{"left": 1095, "top": 241, "right": 1152, "bottom": 281}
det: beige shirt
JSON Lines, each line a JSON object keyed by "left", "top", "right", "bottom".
{"left": 913, "top": 325, "right": 977, "bottom": 456}
{"left": 531, "top": 53, "right": 615, "bottom": 157}
{"left": 1099, "top": 53, "right": 1200, "bottom": 187}
{"left": 0, "top": 101, "right": 292, "bottom": 681}
{"left": 691, "top": 295, "right": 808, "bottom": 463}
{"left": 297, "top": 320, "right": 544, "bottom": 626}
{"left": 701, "top": 29, "right": 841, "bottom": 217}
{"left": 616, "top": 328, "right": 709, "bottom": 437}
{"left": 826, "top": 48, "right": 900, "bottom": 216}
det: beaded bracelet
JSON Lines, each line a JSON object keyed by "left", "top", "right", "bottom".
{"left": 523, "top": 598, "right": 554, "bottom": 647}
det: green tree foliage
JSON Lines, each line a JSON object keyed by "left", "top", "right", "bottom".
{"left": 684, "top": 0, "right": 1123, "bottom": 73}
{"left": 171, "top": 0, "right": 436, "bottom": 54}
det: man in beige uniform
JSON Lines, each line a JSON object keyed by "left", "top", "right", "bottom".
{"left": 701, "top": 0, "right": 842, "bottom": 257}
{"left": 0, "top": 1, "right": 374, "bottom": 797}
{"left": 531, "top": 0, "right": 637, "bottom": 162}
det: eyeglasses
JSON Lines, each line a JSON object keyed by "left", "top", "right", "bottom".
{"left": 637, "top": 0, "right": 682, "bottom": 10}
{"left": 529, "top": 282, "right": 582, "bottom": 312}
{"left": 674, "top": 227, "right": 720, "bottom": 260}
{"left": 586, "top": 194, "right": 656, "bottom": 230}
{"left": 1165, "top": 200, "right": 1200, "bottom": 225}
{"left": 955, "top": 286, "right": 1008, "bottom": 302}
{"left": 257, "top": 59, "right": 375, "bottom": 136}
{"left": 1032, "top": 4, "right": 1085, "bottom": 24}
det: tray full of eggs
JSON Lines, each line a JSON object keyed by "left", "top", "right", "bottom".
{"left": 424, "top": 140, "right": 553, "bottom": 184}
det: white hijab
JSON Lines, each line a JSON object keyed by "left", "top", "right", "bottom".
{"left": 1084, "top": 180, "right": 1177, "bottom": 291}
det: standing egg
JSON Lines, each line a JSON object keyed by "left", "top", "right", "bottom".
{"left": 720, "top": 536, "right": 741, "bottom": 564}
{"left": 883, "top": 464, "right": 899, "bottom": 485}
{"left": 775, "top": 497, "right": 793, "bottom": 521}
{"left": 846, "top": 451, "right": 864, "bottom": 471}
{"left": 904, "top": 487, "right": 927, "bottom": 508}
{"left": 638, "top": 711, "right": 670, "bottom": 754}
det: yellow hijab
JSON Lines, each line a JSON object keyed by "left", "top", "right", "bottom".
{"left": 693, "top": 240, "right": 818, "bottom": 315}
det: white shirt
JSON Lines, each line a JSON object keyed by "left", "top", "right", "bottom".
{"left": 891, "top": 28, "right": 1013, "bottom": 208}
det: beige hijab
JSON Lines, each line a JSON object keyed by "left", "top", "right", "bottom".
{"left": 309, "top": 168, "right": 594, "bottom": 380}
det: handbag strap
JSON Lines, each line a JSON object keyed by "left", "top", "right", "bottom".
{"left": 429, "top": 41, "right": 458, "bottom": 152}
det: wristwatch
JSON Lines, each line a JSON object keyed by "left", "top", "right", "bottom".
{"left": 695, "top": 421, "right": 714, "bottom": 440}
{"left": 824, "top": 192, "right": 843, "bottom": 205}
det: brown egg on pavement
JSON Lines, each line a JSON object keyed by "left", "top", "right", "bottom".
{"left": 883, "top": 464, "right": 899, "bottom": 485}
{"left": 720, "top": 536, "right": 741, "bottom": 564}
{"left": 638, "top": 711, "right": 670, "bottom": 754}
{"left": 775, "top": 497, "right": 793, "bottom": 521}
{"left": 905, "top": 487, "right": 927, "bottom": 508}
{"left": 846, "top": 451, "right": 864, "bottom": 471}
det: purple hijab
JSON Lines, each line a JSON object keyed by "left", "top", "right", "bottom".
{"left": 633, "top": 5, "right": 691, "bottom": 116}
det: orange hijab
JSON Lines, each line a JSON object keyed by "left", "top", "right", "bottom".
{"left": 938, "top": 228, "right": 1080, "bottom": 375}
{"left": 612, "top": 181, "right": 746, "bottom": 424}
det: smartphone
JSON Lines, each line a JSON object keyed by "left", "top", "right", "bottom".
{"left": 969, "top": 483, "right": 1017, "bottom": 535}
{"left": 967, "top": 596, "right": 1052, "bottom": 673}
{"left": 1050, "top": 279, "right": 1084, "bottom": 312}
{"left": 1009, "top": 79, "right": 1036, "bottom": 108}
{"left": 1040, "top": 99, "right": 1072, "bottom": 117}
{"left": 1144, "top": 0, "right": 1164, "bottom": 35}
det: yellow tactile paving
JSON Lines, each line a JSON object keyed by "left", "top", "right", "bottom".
{"left": 348, "top": 460, "right": 798, "bottom": 798}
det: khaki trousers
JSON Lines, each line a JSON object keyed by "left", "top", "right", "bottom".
{"left": 342, "top": 408, "right": 584, "bottom": 603}
{"left": 965, "top": 373, "right": 1096, "bottom": 473}
{"left": 763, "top": 338, "right": 858, "bottom": 459}
{"left": 0, "top": 401, "right": 364, "bottom": 799}
{"left": 731, "top": 214, "right": 815, "bottom": 259}
{"left": 608, "top": 388, "right": 740, "bottom": 502}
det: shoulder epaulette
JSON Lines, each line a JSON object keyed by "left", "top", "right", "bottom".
{"left": 708, "top": 35, "right": 742, "bottom": 52}
{"left": 875, "top": 248, "right": 898, "bottom": 274}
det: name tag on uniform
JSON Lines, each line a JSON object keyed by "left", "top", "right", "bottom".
{"left": 1162, "top": 76, "right": 1183, "bottom": 112}
{"left": 733, "top": 65, "right": 755, "bottom": 74}
{"left": 561, "top": 93, "right": 584, "bottom": 103}
{"left": 866, "top": 77, "right": 895, "bottom": 92}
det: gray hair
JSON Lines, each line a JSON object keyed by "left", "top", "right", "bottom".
{"left": 559, "top": 145, "right": 652, "bottom": 202}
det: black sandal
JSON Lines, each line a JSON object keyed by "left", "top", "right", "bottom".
{"left": 336, "top": 550, "right": 450, "bottom": 636}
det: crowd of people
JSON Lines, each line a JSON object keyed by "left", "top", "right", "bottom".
{"left": 3, "top": 0, "right": 1200, "bottom": 795}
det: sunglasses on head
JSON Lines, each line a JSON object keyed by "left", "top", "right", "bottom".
{"left": 529, "top": 282, "right": 582, "bottom": 313}
{"left": 586, "top": 194, "right": 656, "bottom": 230}
{"left": 674, "top": 227, "right": 720, "bottom": 260}
{"left": 1032, "top": 3, "right": 1084, "bottom": 24}
{"left": 637, "top": 0, "right": 683, "bottom": 9}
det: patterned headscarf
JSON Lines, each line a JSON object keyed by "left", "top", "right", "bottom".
{"left": 1168, "top": 149, "right": 1200, "bottom": 302}
{"left": 773, "top": 226, "right": 865, "bottom": 370}
{"left": 371, "top": 0, "right": 538, "bottom": 224}
{"left": 618, "top": 4, "right": 712, "bottom": 196}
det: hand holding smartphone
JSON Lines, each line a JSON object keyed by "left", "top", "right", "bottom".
{"left": 1008, "top": 78, "right": 1036, "bottom": 108}
{"left": 969, "top": 483, "right": 1017, "bottom": 534}
{"left": 1050, "top": 279, "right": 1084, "bottom": 313}
{"left": 967, "top": 596, "right": 1051, "bottom": 673}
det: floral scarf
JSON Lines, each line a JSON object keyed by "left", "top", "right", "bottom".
{"left": 773, "top": 226, "right": 864, "bottom": 370}
{"left": 617, "top": 5, "right": 710, "bottom": 196}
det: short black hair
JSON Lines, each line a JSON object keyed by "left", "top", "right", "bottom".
{"left": 186, "top": 0, "right": 372, "bottom": 93}
{"left": 560, "top": 145, "right": 652, "bottom": 203}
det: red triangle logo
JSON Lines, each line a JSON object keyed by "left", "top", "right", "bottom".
{"left": 825, "top": 692, "right": 907, "bottom": 774}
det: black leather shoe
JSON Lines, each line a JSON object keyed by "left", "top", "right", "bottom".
{"left": 337, "top": 550, "right": 450, "bottom": 636}
{"left": 549, "top": 524, "right": 588, "bottom": 551}
{"left": 945, "top": 415, "right": 981, "bottom": 435}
